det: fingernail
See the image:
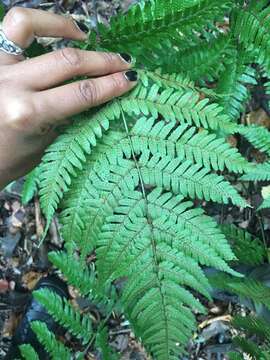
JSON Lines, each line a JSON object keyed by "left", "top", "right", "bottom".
{"left": 119, "top": 53, "right": 133, "bottom": 64}
{"left": 74, "top": 20, "right": 89, "bottom": 33}
{"left": 124, "top": 70, "right": 138, "bottom": 82}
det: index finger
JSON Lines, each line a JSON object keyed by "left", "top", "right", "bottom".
{"left": 33, "top": 71, "right": 138, "bottom": 126}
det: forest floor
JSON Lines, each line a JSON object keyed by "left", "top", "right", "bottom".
{"left": 1, "top": 1, "right": 270, "bottom": 360}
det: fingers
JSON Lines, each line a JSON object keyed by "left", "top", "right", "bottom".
{"left": 33, "top": 71, "right": 138, "bottom": 126}
{"left": 0, "top": 7, "right": 87, "bottom": 64}
{"left": 11, "top": 49, "right": 133, "bottom": 90}
{"left": 3, "top": 7, "right": 87, "bottom": 47}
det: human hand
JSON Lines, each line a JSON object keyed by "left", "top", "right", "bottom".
{"left": 0, "top": 7, "right": 137, "bottom": 190}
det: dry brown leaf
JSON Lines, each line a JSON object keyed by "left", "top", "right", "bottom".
{"left": 0, "top": 279, "right": 9, "bottom": 294}
{"left": 247, "top": 108, "right": 270, "bottom": 129}
{"left": 22, "top": 271, "right": 43, "bottom": 290}
{"left": 2, "top": 312, "right": 21, "bottom": 337}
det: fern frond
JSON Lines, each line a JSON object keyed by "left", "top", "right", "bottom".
{"left": 39, "top": 103, "right": 120, "bottom": 224}
{"left": 220, "top": 224, "right": 266, "bottom": 265}
{"left": 147, "top": 188, "right": 237, "bottom": 266}
{"left": 142, "top": 70, "right": 202, "bottom": 95}
{"left": 60, "top": 131, "right": 125, "bottom": 252}
{"left": 139, "top": 154, "right": 247, "bottom": 207}
{"left": 22, "top": 167, "right": 40, "bottom": 204}
{"left": 238, "top": 125, "right": 270, "bottom": 157}
{"left": 158, "top": 34, "right": 235, "bottom": 81}
{"left": 130, "top": 117, "right": 251, "bottom": 173}
{"left": 33, "top": 1, "right": 268, "bottom": 358}
{"left": 233, "top": 336, "right": 262, "bottom": 359}
{"left": 231, "top": 314, "right": 270, "bottom": 359}
{"left": 122, "top": 84, "right": 236, "bottom": 133}
{"left": 241, "top": 162, "right": 270, "bottom": 181}
{"left": 99, "top": 205, "right": 202, "bottom": 358}
{"left": 216, "top": 58, "right": 256, "bottom": 120}
{"left": 228, "top": 352, "right": 244, "bottom": 360}
{"left": 96, "top": 327, "right": 119, "bottom": 360}
{"left": 93, "top": 185, "right": 240, "bottom": 358}
{"left": 209, "top": 274, "right": 270, "bottom": 311}
{"left": 48, "top": 251, "right": 95, "bottom": 296}
{"left": 39, "top": 75, "right": 240, "bottom": 226}
{"left": 33, "top": 288, "right": 92, "bottom": 344}
{"left": 19, "top": 344, "right": 40, "bottom": 360}
{"left": 232, "top": 3, "right": 270, "bottom": 66}
{"left": 31, "top": 321, "right": 72, "bottom": 360}
{"left": 96, "top": 0, "right": 233, "bottom": 59}
{"left": 233, "top": 315, "right": 270, "bottom": 341}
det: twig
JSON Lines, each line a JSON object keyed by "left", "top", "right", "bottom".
{"left": 257, "top": 213, "right": 269, "bottom": 262}
{"left": 34, "top": 197, "right": 44, "bottom": 239}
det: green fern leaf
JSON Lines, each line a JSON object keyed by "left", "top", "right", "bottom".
{"left": 19, "top": 344, "right": 40, "bottom": 360}
{"left": 209, "top": 274, "right": 270, "bottom": 311}
{"left": 157, "top": 34, "right": 235, "bottom": 82}
{"left": 216, "top": 56, "right": 256, "bottom": 120}
{"left": 96, "top": 0, "right": 234, "bottom": 60}
{"left": 31, "top": 321, "right": 72, "bottom": 360}
{"left": 96, "top": 327, "right": 119, "bottom": 360}
{"left": 60, "top": 131, "right": 124, "bottom": 252}
{"left": 139, "top": 154, "right": 247, "bottom": 207}
{"left": 233, "top": 315, "right": 270, "bottom": 341}
{"left": 238, "top": 125, "right": 270, "bottom": 157}
{"left": 130, "top": 116, "right": 251, "bottom": 173}
{"left": 33, "top": 288, "right": 92, "bottom": 344}
{"left": 221, "top": 224, "right": 266, "bottom": 266}
{"left": 233, "top": 336, "right": 262, "bottom": 359}
{"left": 228, "top": 352, "right": 244, "bottom": 360}
{"left": 22, "top": 167, "right": 40, "bottom": 204}
{"left": 232, "top": 3, "right": 270, "bottom": 66}
{"left": 241, "top": 162, "right": 270, "bottom": 181}
{"left": 122, "top": 84, "right": 236, "bottom": 133}
{"left": 48, "top": 251, "right": 95, "bottom": 296}
{"left": 39, "top": 103, "right": 120, "bottom": 224}
{"left": 92, "top": 186, "right": 240, "bottom": 358}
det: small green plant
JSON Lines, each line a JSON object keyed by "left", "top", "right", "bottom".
{"left": 208, "top": 225, "right": 270, "bottom": 360}
{"left": 229, "top": 315, "right": 270, "bottom": 359}
{"left": 22, "top": 0, "right": 270, "bottom": 359}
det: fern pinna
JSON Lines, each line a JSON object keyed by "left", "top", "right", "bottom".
{"left": 23, "top": 0, "right": 270, "bottom": 359}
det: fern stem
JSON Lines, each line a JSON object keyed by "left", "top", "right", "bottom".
{"left": 257, "top": 214, "right": 269, "bottom": 263}
{"left": 81, "top": 311, "right": 112, "bottom": 357}
{"left": 119, "top": 104, "right": 170, "bottom": 358}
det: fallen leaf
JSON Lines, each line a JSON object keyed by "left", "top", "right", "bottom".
{"left": 22, "top": 271, "right": 43, "bottom": 290}
{"left": 2, "top": 312, "right": 21, "bottom": 337}
{"left": 0, "top": 279, "right": 9, "bottom": 294}
{"left": 247, "top": 108, "right": 270, "bottom": 129}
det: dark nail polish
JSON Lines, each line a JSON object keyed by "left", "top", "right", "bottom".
{"left": 125, "top": 70, "right": 138, "bottom": 82}
{"left": 119, "top": 53, "right": 132, "bottom": 64}
{"left": 74, "top": 20, "right": 89, "bottom": 33}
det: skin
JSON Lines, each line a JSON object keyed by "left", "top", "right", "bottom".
{"left": 0, "top": 7, "right": 137, "bottom": 189}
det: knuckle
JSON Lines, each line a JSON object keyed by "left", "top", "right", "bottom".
{"left": 5, "top": 7, "right": 29, "bottom": 28}
{"left": 100, "top": 52, "right": 118, "bottom": 67}
{"left": 4, "top": 99, "right": 35, "bottom": 132}
{"left": 110, "top": 74, "right": 127, "bottom": 91}
{"left": 77, "top": 80, "right": 99, "bottom": 105}
{"left": 58, "top": 47, "right": 81, "bottom": 69}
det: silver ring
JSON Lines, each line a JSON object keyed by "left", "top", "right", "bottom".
{"left": 0, "top": 30, "right": 24, "bottom": 56}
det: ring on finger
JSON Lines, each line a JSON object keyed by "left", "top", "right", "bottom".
{"left": 0, "top": 29, "right": 24, "bottom": 56}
